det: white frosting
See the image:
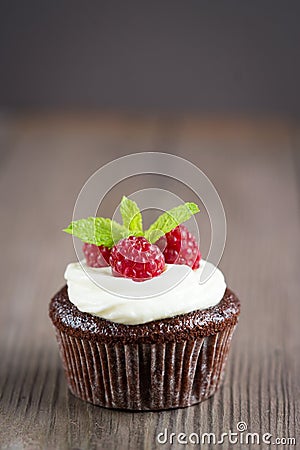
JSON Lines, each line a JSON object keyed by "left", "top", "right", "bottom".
{"left": 64, "top": 259, "right": 226, "bottom": 325}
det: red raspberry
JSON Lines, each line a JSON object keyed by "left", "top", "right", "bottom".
{"left": 83, "top": 243, "right": 111, "bottom": 267}
{"left": 109, "top": 236, "right": 165, "bottom": 281}
{"left": 156, "top": 225, "right": 201, "bottom": 269}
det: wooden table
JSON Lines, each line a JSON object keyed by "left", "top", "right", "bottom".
{"left": 0, "top": 114, "right": 299, "bottom": 449}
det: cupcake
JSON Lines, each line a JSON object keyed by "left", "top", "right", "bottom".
{"left": 49, "top": 197, "right": 240, "bottom": 410}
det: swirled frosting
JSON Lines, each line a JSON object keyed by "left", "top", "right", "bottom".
{"left": 64, "top": 259, "right": 226, "bottom": 325}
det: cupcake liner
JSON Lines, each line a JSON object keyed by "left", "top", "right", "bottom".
{"left": 55, "top": 324, "right": 237, "bottom": 410}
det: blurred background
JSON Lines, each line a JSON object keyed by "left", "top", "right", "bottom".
{"left": 0, "top": 2, "right": 299, "bottom": 449}
{"left": 1, "top": 0, "right": 300, "bottom": 114}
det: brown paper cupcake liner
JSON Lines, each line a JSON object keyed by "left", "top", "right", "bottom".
{"left": 55, "top": 324, "right": 237, "bottom": 410}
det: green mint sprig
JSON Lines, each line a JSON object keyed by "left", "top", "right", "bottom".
{"left": 120, "top": 196, "right": 143, "bottom": 233}
{"left": 63, "top": 197, "right": 199, "bottom": 247}
{"left": 144, "top": 202, "right": 199, "bottom": 243}
{"left": 63, "top": 217, "right": 129, "bottom": 248}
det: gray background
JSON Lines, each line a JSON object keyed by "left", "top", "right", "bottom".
{"left": 1, "top": 0, "right": 300, "bottom": 115}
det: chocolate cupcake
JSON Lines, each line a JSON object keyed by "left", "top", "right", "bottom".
{"left": 49, "top": 197, "right": 240, "bottom": 410}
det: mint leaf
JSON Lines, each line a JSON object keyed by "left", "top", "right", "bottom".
{"left": 120, "top": 196, "right": 143, "bottom": 233}
{"left": 144, "top": 202, "right": 200, "bottom": 243}
{"left": 63, "top": 217, "right": 129, "bottom": 248}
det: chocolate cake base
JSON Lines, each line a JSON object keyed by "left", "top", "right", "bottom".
{"left": 49, "top": 286, "right": 240, "bottom": 410}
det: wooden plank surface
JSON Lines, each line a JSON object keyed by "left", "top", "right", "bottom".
{"left": 0, "top": 114, "right": 299, "bottom": 449}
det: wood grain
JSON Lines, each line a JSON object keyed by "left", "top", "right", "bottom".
{"left": 0, "top": 114, "right": 299, "bottom": 449}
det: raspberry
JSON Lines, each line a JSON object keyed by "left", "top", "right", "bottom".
{"left": 83, "top": 243, "right": 111, "bottom": 267}
{"left": 109, "top": 236, "right": 165, "bottom": 281}
{"left": 156, "top": 225, "right": 201, "bottom": 269}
